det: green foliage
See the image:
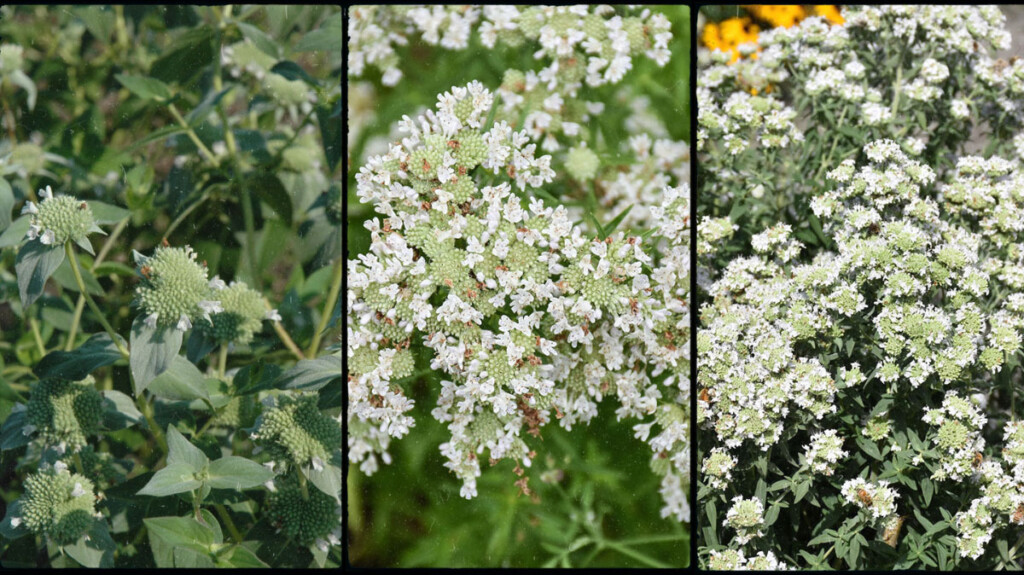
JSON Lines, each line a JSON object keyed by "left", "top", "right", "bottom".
{"left": 0, "top": 5, "right": 340, "bottom": 568}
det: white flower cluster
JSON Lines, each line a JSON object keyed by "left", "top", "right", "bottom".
{"left": 347, "top": 5, "right": 672, "bottom": 89}
{"left": 841, "top": 477, "right": 899, "bottom": 521}
{"left": 347, "top": 81, "right": 689, "bottom": 520}
{"left": 723, "top": 495, "right": 765, "bottom": 545}
{"left": 803, "top": 429, "right": 847, "bottom": 477}
{"left": 698, "top": 6, "right": 1024, "bottom": 567}
{"left": 707, "top": 548, "right": 790, "bottom": 571}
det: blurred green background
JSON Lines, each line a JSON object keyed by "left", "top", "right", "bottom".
{"left": 345, "top": 5, "right": 690, "bottom": 568}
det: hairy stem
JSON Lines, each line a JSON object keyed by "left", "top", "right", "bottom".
{"left": 307, "top": 258, "right": 342, "bottom": 356}
{"left": 65, "top": 242, "right": 129, "bottom": 358}
{"left": 239, "top": 185, "right": 260, "bottom": 291}
{"left": 28, "top": 317, "right": 46, "bottom": 356}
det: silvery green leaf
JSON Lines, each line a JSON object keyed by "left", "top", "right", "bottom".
{"left": 137, "top": 462, "right": 202, "bottom": 497}
{"left": 207, "top": 456, "right": 276, "bottom": 490}
{"left": 130, "top": 315, "right": 183, "bottom": 395}
{"left": 15, "top": 239, "right": 65, "bottom": 308}
{"left": 165, "top": 425, "right": 209, "bottom": 472}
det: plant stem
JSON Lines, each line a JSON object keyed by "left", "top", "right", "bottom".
{"left": 604, "top": 541, "right": 667, "bottom": 568}
{"left": 28, "top": 317, "right": 46, "bottom": 356}
{"left": 307, "top": 258, "right": 342, "bottom": 356}
{"left": 167, "top": 103, "right": 220, "bottom": 168}
{"left": 67, "top": 218, "right": 128, "bottom": 350}
{"left": 214, "top": 503, "right": 244, "bottom": 544}
{"left": 271, "top": 316, "right": 305, "bottom": 360}
{"left": 162, "top": 192, "right": 209, "bottom": 242}
{"left": 65, "top": 242, "right": 129, "bottom": 358}
{"left": 137, "top": 394, "right": 168, "bottom": 457}
{"left": 298, "top": 469, "right": 310, "bottom": 501}
{"left": 217, "top": 345, "right": 229, "bottom": 379}
{"left": 239, "top": 185, "right": 260, "bottom": 290}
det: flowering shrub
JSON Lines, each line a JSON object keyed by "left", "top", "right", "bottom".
{"left": 698, "top": 5, "right": 1024, "bottom": 570}
{"left": 0, "top": 6, "right": 341, "bottom": 568}
{"left": 347, "top": 4, "right": 689, "bottom": 567}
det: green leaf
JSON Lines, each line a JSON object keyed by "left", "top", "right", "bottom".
{"left": 207, "top": 456, "right": 275, "bottom": 490}
{"left": 274, "top": 353, "right": 341, "bottom": 392}
{"left": 34, "top": 333, "right": 126, "bottom": 381}
{"left": 246, "top": 172, "right": 293, "bottom": 223}
{"left": 235, "top": 21, "right": 281, "bottom": 58}
{"left": 197, "top": 509, "right": 223, "bottom": 544}
{"left": 88, "top": 201, "right": 129, "bottom": 224}
{"left": 185, "top": 87, "right": 233, "bottom": 127}
{"left": 150, "top": 26, "right": 215, "bottom": 86}
{"left": 0, "top": 177, "right": 12, "bottom": 232}
{"left": 166, "top": 425, "right": 210, "bottom": 472}
{"left": 186, "top": 329, "right": 217, "bottom": 364}
{"left": 129, "top": 316, "right": 184, "bottom": 395}
{"left": 10, "top": 70, "right": 36, "bottom": 111}
{"left": 115, "top": 73, "right": 173, "bottom": 102}
{"left": 292, "top": 15, "right": 342, "bottom": 53}
{"left": 127, "top": 125, "right": 188, "bottom": 151}
{"left": 218, "top": 544, "right": 269, "bottom": 568}
{"left": 0, "top": 409, "right": 31, "bottom": 450}
{"left": 0, "top": 500, "right": 29, "bottom": 540}
{"left": 0, "top": 214, "right": 29, "bottom": 248}
{"left": 15, "top": 239, "right": 65, "bottom": 308}
{"left": 63, "top": 519, "right": 115, "bottom": 568}
{"left": 100, "top": 390, "right": 144, "bottom": 430}
{"left": 144, "top": 516, "right": 215, "bottom": 567}
{"left": 303, "top": 460, "right": 341, "bottom": 503}
{"left": 137, "top": 462, "right": 202, "bottom": 497}
{"left": 93, "top": 261, "right": 136, "bottom": 277}
{"left": 148, "top": 356, "right": 212, "bottom": 403}
{"left": 52, "top": 256, "right": 104, "bottom": 295}
{"left": 270, "top": 60, "right": 318, "bottom": 86}
{"left": 233, "top": 360, "right": 283, "bottom": 395}
{"left": 602, "top": 205, "right": 634, "bottom": 237}
{"left": 316, "top": 102, "right": 341, "bottom": 174}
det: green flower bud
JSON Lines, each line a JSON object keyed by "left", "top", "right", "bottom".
{"left": 134, "top": 245, "right": 220, "bottom": 331}
{"left": 22, "top": 187, "right": 102, "bottom": 246}
{"left": 195, "top": 281, "right": 269, "bottom": 344}
{"left": 565, "top": 144, "right": 600, "bottom": 181}
{"left": 26, "top": 377, "right": 103, "bottom": 450}
{"left": 18, "top": 466, "right": 98, "bottom": 544}
{"left": 266, "top": 476, "right": 337, "bottom": 545}
{"left": 254, "top": 394, "right": 341, "bottom": 469}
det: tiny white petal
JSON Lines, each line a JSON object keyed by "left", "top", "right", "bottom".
{"left": 40, "top": 229, "right": 56, "bottom": 245}
{"left": 54, "top": 460, "right": 69, "bottom": 472}
{"left": 71, "top": 482, "right": 87, "bottom": 497}
{"left": 144, "top": 312, "right": 159, "bottom": 329}
{"left": 177, "top": 314, "right": 193, "bottom": 331}
{"left": 315, "top": 538, "right": 329, "bottom": 552}
{"left": 327, "top": 532, "right": 341, "bottom": 546}
{"left": 208, "top": 276, "right": 227, "bottom": 290}
{"left": 26, "top": 224, "right": 40, "bottom": 240}
{"left": 10, "top": 517, "right": 20, "bottom": 527}
{"left": 40, "top": 186, "right": 53, "bottom": 200}
{"left": 21, "top": 201, "right": 38, "bottom": 215}
{"left": 311, "top": 456, "right": 325, "bottom": 472}
{"left": 264, "top": 479, "right": 277, "bottom": 493}
{"left": 265, "top": 309, "right": 282, "bottom": 321}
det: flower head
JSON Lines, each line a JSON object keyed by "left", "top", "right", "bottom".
{"left": 134, "top": 245, "right": 215, "bottom": 331}
{"left": 22, "top": 187, "right": 103, "bottom": 246}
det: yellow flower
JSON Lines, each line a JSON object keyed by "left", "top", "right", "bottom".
{"left": 813, "top": 5, "right": 844, "bottom": 25}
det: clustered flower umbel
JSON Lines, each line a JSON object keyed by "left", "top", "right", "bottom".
{"left": 348, "top": 5, "right": 671, "bottom": 88}
{"left": 133, "top": 245, "right": 225, "bottom": 332}
{"left": 22, "top": 376, "right": 103, "bottom": 453}
{"left": 348, "top": 80, "right": 689, "bottom": 520}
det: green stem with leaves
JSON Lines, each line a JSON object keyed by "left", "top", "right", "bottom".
{"left": 67, "top": 218, "right": 128, "bottom": 350}
{"left": 65, "top": 242, "right": 129, "bottom": 358}
{"left": 307, "top": 258, "right": 342, "bottom": 356}
{"left": 214, "top": 503, "right": 243, "bottom": 544}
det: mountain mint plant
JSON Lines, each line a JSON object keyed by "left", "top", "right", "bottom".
{"left": 0, "top": 6, "right": 340, "bottom": 568}
{"left": 699, "top": 5, "right": 1024, "bottom": 570}
{"left": 347, "top": 4, "right": 689, "bottom": 568}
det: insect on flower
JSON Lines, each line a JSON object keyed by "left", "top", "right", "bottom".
{"left": 857, "top": 488, "right": 873, "bottom": 506}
